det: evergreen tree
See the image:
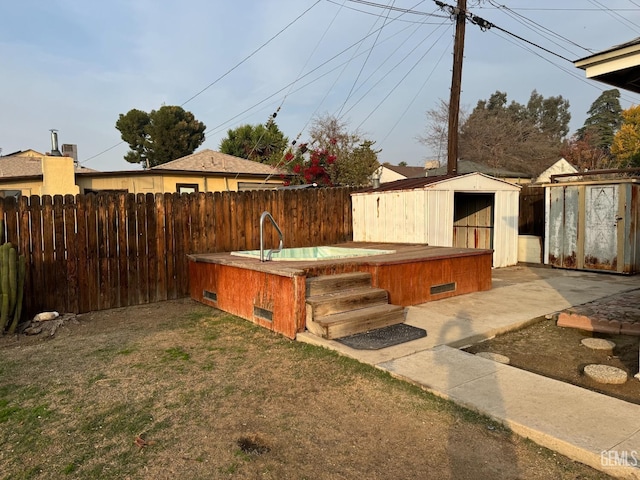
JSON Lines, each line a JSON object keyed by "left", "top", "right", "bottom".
{"left": 116, "top": 106, "right": 206, "bottom": 168}
{"left": 577, "top": 89, "right": 622, "bottom": 151}
{"left": 219, "top": 120, "right": 288, "bottom": 164}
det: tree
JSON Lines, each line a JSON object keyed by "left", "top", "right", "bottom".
{"left": 560, "top": 131, "right": 615, "bottom": 171}
{"left": 458, "top": 90, "right": 570, "bottom": 175}
{"left": 288, "top": 114, "right": 380, "bottom": 186}
{"left": 417, "top": 99, "right": 467, "bottom": 165}
{"left": 611, "top": 105, "right": 640, "bottom": 167}
{"left": 116, "top": 106, "right": 206, "bottom": 168}
{"left": 219, "top": 119, "right": 288, "bottom": 164}
{"left": 577, "top": 89, "right": 622, "bottom": 151}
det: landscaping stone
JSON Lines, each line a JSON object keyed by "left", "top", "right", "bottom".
{"left": 580, "top": 338, "right": 616, "bottom": 351}
{"left": 475, "top": 351, "right": 510, "bottom": 364}
{"left": 583, "top": 364, "right": 628, "bottom": 385}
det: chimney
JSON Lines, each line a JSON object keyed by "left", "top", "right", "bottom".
{"left": 49, "top": 129, "right": 62, "bottom": 156}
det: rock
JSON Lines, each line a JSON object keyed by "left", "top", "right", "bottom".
{"left": 475, "top": 352, "right": 510, "bottom": 364}
{"left": 23, "top": 326, "right": 43, "bottom": 335}
{"left": 580, "top": 338, "right": 616, "bottom": 351}
{"left": 33, "top": 311, "right": 60, "bottom": 322}
{"left": 583, "top": 364, "right": 627, "bottom": 385}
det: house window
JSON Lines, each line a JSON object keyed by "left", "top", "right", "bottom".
{"left": 0, "top": 190, "right": 21, "bottom": 199}
{"left": 177, "top": 183, "right": 199, "bottom": 194}
{"left": 83, "top": 188, "right": 128, "bottom": 195}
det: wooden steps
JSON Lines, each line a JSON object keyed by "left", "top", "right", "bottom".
{"left": 305, "top": 272, "right": 405, "bottom": 340}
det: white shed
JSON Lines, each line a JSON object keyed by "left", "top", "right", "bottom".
{"left": 351, "top": 172, "right": 522, "bottom": 268}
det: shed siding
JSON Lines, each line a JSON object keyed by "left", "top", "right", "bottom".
{"left": 352, "top": 173, "right": 520, "bottom": 268}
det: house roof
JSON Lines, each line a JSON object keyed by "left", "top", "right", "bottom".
{"left": 152, "top": 149, "right": 284, "bottom": 176}
{"left": 425, "top": 159, "right": 530, "bottom": 179}
{"left": 355, "top": 172, "right": 521, "bottom": 194}
{"left": 382, "top": 164, "right": 426, "bottom": 178}
{"left": 0, "top": 154, "right": 94, "bottom": 178}
{"left": 574, "top": 38, "right": 640, "bottom": 93}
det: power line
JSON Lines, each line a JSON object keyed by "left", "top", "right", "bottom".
{"left": 336, "top": 0, "right": 398, "bottom": 118}
{"left": 180, "top": 1, "right": 321, "bottom": 107}
{"left": 81, "top": 1, "right": 320, "bottom": 166}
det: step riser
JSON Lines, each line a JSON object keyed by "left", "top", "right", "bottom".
{"left": 321, "top": 309, "right": 405, "bottom": 340}
{"left": 306, "top": 273, "right": 372, "bottom": 297}
{"left": 309, "top": 290, "right": 388, "bottom": 318}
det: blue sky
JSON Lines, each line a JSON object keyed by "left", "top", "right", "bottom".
{"left": 2, "top": 0, "right": 640, "bottom": 171}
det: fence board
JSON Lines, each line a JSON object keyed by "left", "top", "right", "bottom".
{"left": 97, "top": 194, "right": 109, "bottom": 310}
{"left": 107, "top": 194, "right": 119, "bottom": 308}
{"left": 53, "top": 195, "right": 67, "bottom": 312}
{"left": 164, "top": 193, "right": 177, "bottom": 299}
{"left": 64, "top": 195, "right": 79, "bottom": 313}
{"left": 126, "top": 194, "right": 138, "bottom": 307}
{"left": 146, "top": 193, "right": 158, "bottom": 304}
{"left": 85, "top": 195, "right": 99, "bottom": 312}
{"left": 116, "top": 194, "right": 128, "bottom": 307}
{"left": 155, "top": 193, "right": 167, "bottom": 302}
{"left": 75, "top": 196, "right": 89, "bottom": 313}
{"left": 136, "top": 194, "right": 149, "bottom": 304}
{"left": 42, "top": 196, "right": 56, "bottom": 311}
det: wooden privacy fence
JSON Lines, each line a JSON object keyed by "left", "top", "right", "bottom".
{"left": 0, "top": 188, "right": 353, "bottom": 319}
{"left": 519, "top": 185, "right": 545, "bottom": 237}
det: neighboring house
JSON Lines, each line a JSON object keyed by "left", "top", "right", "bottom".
{"left": 534, "top": 158, "right": 579, "bottom": 184}
{"left": 0, "top": 149, "right": 287, "bottom": 197}
{"left": 378, "top": 164, "right": 426, "bottom": 184}
{"left": 0, "top": 149, "right": 89, "bottom": 197}
{"left": 425, "top": 159, "right": 532, "bottom": 184}
{"left": 78, "top": 149, "right": 287, "bottom": 194}
{"left": 574, "top": 38, "right": 640, "bottom": 93}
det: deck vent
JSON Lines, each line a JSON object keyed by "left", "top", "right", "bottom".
{"left": 430, "top": 282, "right": 456, "bottom": 295}
{"left": 203, "top": 290, "right": 217, "bottom": 302}
{"left": 253, "top": 306, "right": 273, "bottom": 322}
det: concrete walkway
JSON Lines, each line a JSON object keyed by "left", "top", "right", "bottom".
{"left": 297, "top": 265, "right": 640, "bottom": 479}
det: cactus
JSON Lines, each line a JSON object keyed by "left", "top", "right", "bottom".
{"left": 8, "top": 255, "right": 26, "bottom": 335}
{"left": 0, "top": 244, "right": 8, "bottom": 331}
{"left": 0, "top": 238, "right": 27, "bottom": 334}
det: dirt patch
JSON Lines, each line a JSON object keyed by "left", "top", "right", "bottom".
{"left": 0, "top": 300, "right": 619, "bottom": 479}
{"left": 464, "top": 317, "right": 640, "bottom": 405}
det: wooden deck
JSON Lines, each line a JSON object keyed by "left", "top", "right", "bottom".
{"left": 189, "top": 243, "right": 493, "bottom": 338}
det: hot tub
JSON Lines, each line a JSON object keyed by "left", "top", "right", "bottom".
{"left": 230, "top": 246, "right": 396, "bottom": 261}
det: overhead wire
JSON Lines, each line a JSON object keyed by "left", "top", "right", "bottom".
{"left": 339, "top": 17, "right": 449, "bottom": 120}
{"left": 485, "top": 0, "right": 593, "bottom": 56}
{"left": 587, "top": 0, "right": 640, "bottom": 34}
{"left": 355, "top": 23, "right": 450, "bottom": 130}
{"left": 335, "top": 0, "right": 397, "bottom": 118}
{"left": 81, "top": 0, "right": 321, "bottom": 166}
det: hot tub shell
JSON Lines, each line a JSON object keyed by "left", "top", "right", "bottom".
{"left": 189, "top": 243, "right": 493, "bottom": 339}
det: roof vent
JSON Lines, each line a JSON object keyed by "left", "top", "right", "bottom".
{"left": 49, "top": 129, "right": 62, "bottom": 156}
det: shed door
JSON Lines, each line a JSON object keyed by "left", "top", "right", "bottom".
{"left": 453, "top": 193, "right": 494, "bottom": 250}
{"left": 584, "top": 185, "right": 619, "bottom": 271}
{"left": 548, "top": 185, "right": 579, "bottom": 268}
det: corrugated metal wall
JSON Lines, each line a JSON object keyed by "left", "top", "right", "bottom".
{"left": 352, "top": 175, "right": 520, "bottom": 267}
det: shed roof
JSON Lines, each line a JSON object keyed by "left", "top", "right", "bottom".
{"left": 354, "top": 172, "right": 521, "bottom": 194}
{"left": 152, "top": 149, "right": 284, "bottom": 176}
{"left": 424, "top": 159, "right": 530, "bottom": 178}
{"left": 382, "top": 164, "right": 426, "bottom": 178}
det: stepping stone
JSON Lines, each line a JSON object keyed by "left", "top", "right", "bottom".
{"left": 580, "top": 338, "right": 616, "bottom": 351}
{"left": 475, "top": 352, "right": 510, "bottom": 364}
{"left": 583, "top": 364, "right": 627, "bottom": 385}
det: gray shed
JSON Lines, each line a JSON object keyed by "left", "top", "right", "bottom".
{"left": 544, "top": 178, "right": 640, "bottom": 274}
{"left": 352, "top": 172, "right": 521, "bottom": 268}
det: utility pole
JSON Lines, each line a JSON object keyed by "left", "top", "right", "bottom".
{"left": 447, "top": 0, "right": 466, "bottom": 175}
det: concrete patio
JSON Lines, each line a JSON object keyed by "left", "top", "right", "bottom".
{"left": 297, "top": 265, "right": 640, "bottom": 479}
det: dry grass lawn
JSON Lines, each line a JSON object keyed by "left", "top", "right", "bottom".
{"left": 0, "top": 299, "right": 614, "bottom": 479}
